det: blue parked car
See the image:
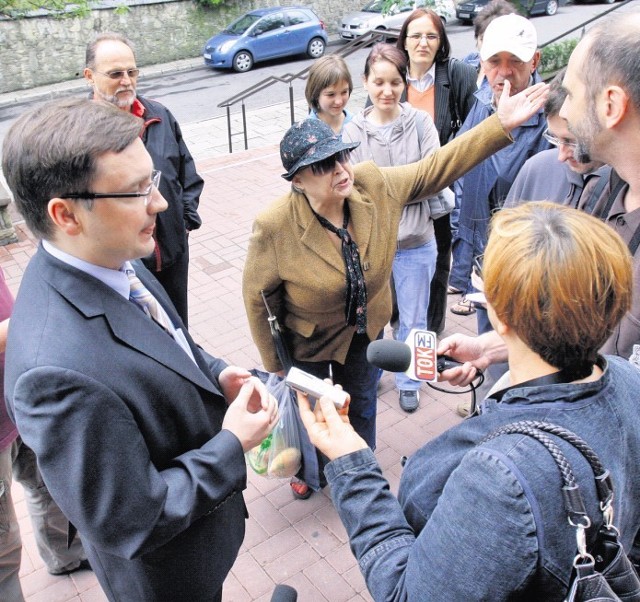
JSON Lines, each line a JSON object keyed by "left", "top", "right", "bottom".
{"left": 203, "top": 6, "right": 328, "bottom": 73}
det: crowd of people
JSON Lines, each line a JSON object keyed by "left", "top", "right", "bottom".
{"left": 1, "top": 5, "right": 640, "bottom": 602}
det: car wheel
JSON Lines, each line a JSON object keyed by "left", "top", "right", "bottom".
{"left": 232, "top": 51, "right": 253, "bottom": 73}
{"left": 602, "top": 0, "right": 615, "bottom": 3}
{"left": 545, "top": 0, "right": 558, "bottom": 15}
{"left": 307, "top": 37, "right": 326, "bottom": 59}
{"left": 440, "top": 16, "right": 447, "bottom": 26}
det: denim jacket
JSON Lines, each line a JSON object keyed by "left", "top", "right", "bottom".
{"left": 325, "top": 356, "right": 640, "bottom": 601}
{"left": 449, "top": 74, "right": 549, "bottom": 292}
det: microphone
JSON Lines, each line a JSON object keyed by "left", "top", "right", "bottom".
{"left": 270, "top": 584, "right": 298, "bottom": 601}
{"left": 366, "top": 339, "right": 411, "bottom": 372}
{"left": 367, "top": 331, "right": 463, "bottom": 382}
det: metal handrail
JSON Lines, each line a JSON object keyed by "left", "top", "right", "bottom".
{"left": 217, "top": 0, "right": 634, "bottom": 154}
{"left": 217, "top": 29, "right": 400, "bottom": 153}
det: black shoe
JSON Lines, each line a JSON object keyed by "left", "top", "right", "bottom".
{"left": 399, "top": 390, "right": 419, "bottom": 413}
{"left": 49, "top": 559, "right": 92, "bottom": 576}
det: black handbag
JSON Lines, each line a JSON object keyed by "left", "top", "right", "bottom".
{"left": 481, "top": 420, "right": 640, "bottom": 602}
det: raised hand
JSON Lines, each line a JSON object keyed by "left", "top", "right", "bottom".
{"left": 497, "top": 80, "right": 549, "bottom": 133}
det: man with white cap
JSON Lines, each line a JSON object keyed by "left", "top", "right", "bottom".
{"left": 449, "top": 14, "right": 549, "bottom": 329}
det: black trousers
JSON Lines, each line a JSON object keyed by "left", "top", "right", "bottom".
{"left": 427, "top": 213, "right": 452, "bottom": 335}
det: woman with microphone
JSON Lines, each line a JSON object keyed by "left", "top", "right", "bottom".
{"left": 296, "top": 202, "right": 640, "bottom": 599}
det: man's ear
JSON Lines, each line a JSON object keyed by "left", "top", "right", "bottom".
{"left": 602, "top": 85, "right": 628, "bottom": 129}
{"left": 530, "top": 50, "right": 541, "bottom": 73}
{"left": 83, "top": 67, "right": 95, "bottom": 89}
{"left": 48, "top": 198, "right": 84, "bottom": 236}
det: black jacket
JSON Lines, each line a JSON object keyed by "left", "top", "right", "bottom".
{"left": 138, "top": 96, "right": 203, "bottom": 270}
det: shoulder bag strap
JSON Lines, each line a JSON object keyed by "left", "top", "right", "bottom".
{"left": 481, "top": 421, "right": 640, "bottom": 602}
{"left": 583, "top": 173, "right": 611, "bottom": 216}
{"left": 447, "top": 59, "right": 462, "bottom": 136}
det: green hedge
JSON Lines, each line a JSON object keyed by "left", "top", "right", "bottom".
{"left": 539, "top": 38, "right": 579, "bottom": 79}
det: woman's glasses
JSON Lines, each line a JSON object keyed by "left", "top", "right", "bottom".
{"left": 407, "top": 33, "right": 440, "bottom": 44}
{"left": 309, "top": 150, "right": 352, "bottom": 176}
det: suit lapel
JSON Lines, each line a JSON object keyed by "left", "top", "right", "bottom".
{"left": 40, "top": 250, "right": 218, "bottom": 394}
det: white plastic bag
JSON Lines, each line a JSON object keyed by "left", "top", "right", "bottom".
{"left": 246, "top": 374, "right": 302, "bottom": 479}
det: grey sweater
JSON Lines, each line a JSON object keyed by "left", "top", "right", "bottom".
{"left": 343, "top": 103, "right": 441, "bottom": 249}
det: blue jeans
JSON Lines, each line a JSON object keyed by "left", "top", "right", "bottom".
{"left": 392, "top": 240, "right": 437, "bottom": 391}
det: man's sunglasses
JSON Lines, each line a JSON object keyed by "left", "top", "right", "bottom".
{"left": 95, "top": 68, "right": 140, "bottom": 80}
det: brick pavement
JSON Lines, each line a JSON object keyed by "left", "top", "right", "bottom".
{"left": 4, "top": 99, "right": 478, "bottom": 602}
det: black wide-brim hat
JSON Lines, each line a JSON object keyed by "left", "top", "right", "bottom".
{"left": 280, "top": 119, "right": 360, "bottom": 181}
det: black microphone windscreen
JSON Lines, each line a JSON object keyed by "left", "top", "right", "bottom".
{"left": 366, "top": 339, "right": 411, "bottom": 372}
{"left": 270, "top": 584, "right": 298, "bottom": 602}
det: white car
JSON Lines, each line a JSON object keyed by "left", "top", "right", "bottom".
{"left": 340, "top": 0, "right": 456, "bottom": 40}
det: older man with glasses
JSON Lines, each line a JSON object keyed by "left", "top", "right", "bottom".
{"left": 84, "top": 32, "right": 203, "bottom": 328}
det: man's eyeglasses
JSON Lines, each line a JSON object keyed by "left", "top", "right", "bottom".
{"left": 309, "top": 150, "right": 352, "bottom": 176}
{"left": 62, "top": 170, "right": 161, "bottom": 207}
{"left": 471, "top": 254, "right": 485, "bottom": 296}
{"left": 407, "top": 33, "right": 440, "bottom": 44}
{"left": 542, "top": 128, "right": 577, "bottom": 150}
{"left": 95, "top": 68, "right": 140, "bottom": 80}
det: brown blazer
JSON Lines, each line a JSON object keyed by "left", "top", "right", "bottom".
{"left": 243, "top": 114, "right": 511, "bottom": 372}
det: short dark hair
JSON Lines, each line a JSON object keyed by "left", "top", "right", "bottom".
{"left": 582, "top": 14, "right": 640, "bottom": 112}
{"left": 305, "top": 55, "right": 353, "bottom": 112}
{"left": 473, "top": 0, "right": 516, "bottom": 40}
{"left": 86, "top": 32, "right": 135, "bottom": 69}
{"left": 2, "top": 98, "right": 142, "bottom": 240}
{"left": 364, "top": 43, "right": 408, "bottom": 82}
{"left": 396, "top": 8, "right": 450, "bottom": 64}
{"left": 544, "top": 68, "right": 567, "bottom": 118}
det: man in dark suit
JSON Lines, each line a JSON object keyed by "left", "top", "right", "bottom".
{"left": 2, "top": 98, "right": 278, "bottom": 602}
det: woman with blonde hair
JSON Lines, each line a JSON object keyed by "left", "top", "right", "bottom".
{"left": 297, "top": 202, "right": 640, "bottom": 599}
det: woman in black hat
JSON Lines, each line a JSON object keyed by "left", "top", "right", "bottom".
{"left": 242, "top": 80, "right": 547, "bottom": 499}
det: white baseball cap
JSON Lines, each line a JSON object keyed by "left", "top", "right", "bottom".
{"left": 480, "top": 14, "right": 538, "bottom": 62}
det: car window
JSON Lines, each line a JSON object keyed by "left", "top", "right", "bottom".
{"left": 225, "top": 14, "right": 261, "bottom": 35}
{"left": 362, "top": 0, "right": 386, "bottom": 14}
{"left": 286, "top": 9, "right": 311, "bottom": 26}
{"left": 254, "top": 12, "right": 286, "bottom": 35}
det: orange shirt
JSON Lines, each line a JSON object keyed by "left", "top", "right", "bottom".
{"left": 406, "top": 84, "right": 435, "bottom": 120}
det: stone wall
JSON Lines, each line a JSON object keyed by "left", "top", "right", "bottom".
{"left": 0, "top": 0, "right": 363, "bottom": 93}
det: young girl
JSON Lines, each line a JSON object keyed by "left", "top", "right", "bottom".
{"left": 305, "top": 55, "right": 354, "bottom": 135}
{"left": 343, "top": 43, "right": 447, "bottom": 413}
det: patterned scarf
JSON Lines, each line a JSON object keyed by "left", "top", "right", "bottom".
{"left": 312, "top": 202, "right": 367, "bottom": 333}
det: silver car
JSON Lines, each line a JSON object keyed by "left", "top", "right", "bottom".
{"left": 340, "top": 0, "right": 456, "bottom": 40}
